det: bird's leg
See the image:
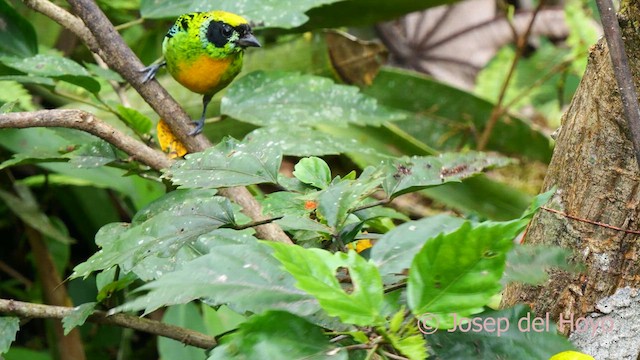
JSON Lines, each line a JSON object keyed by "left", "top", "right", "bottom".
{"left": 188, "top": 93, "right": 213, "bottom": 136}
{"left": 139, "top": 60, "right": 167, "bottom": 83}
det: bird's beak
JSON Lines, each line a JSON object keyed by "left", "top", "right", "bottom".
{"left": 236, "top": 33, "right": 261, "bottom": 48}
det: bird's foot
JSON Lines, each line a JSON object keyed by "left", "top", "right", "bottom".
{"left": 139, "top": 61, "right": 166, "bottom": 83}
{"left": 188, "top": 118, "right": 205, "bottom": 136}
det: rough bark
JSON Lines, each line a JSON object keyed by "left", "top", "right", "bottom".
{"left": 501, "top": 2, "right": 640, "bottom": 358}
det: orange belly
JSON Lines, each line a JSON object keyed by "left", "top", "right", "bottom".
{"left": 173, "top": 55, "right": 233, "bottom": 95}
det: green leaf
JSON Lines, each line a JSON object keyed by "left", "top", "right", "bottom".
{"left": 428, "top": 305, "right": 575, "bottom": 359}
{"left": 503, "top": 245, "right": 574, "bottom": 285}
{"left": 62, "top": 302, "right": 96, "bottom": 335}
{"left": 244, "top": 125, "right": 379, "bottom": 157}
{"left": 293, "top": 157, "right": 332, "bottom": 189}
{"left": 0, "top": 0, "right": 37, "bottom": 57}
{"left": 209, "top": 311, "right": 345, "bottom": 360}
{"left": 269, "top": 244, "right": 384, "bottom": 326}
{"left": 117, "top": 105, "right": 153, "bottom": 135}
{"left": 140, "top": 0, "right": 344, "bottom": 29}
{"left": 158, "top": 304, "right": 207, "bottom": 360}
{"left": 222, "top": 71, "right": 404, "bottom": 128}
{"left": 71, "top": 190, "right": 235, "bottom": 279}
{"left": 407, "top": 218, "right": 528, "bottom": 327}
{"left": 0, "top": 317, "right": 19, "bottom": 354}
{"left": 113, "top": 234, "right": 320, "bottom": 319}
{"left": 382, "top": 152, "right": 513, "bottom": 198}
{"left": 66, "top": 141, "right": 118, "bottom": 168}
{"left": 0, "top": 54, "right": 100, "bottom": 93}
{"left": 370, "top": 214, "right": 465, "bottom": 284}
{"left": 0, "top": 80, "right": 36, "bottom": 111}
{"left": 365, "top": 68, "right": 553, "bottom": 162}
{"left": 0, "top": 187, "right": 75, "bottom": 244}
{"left": 317, "top": 166, "right": 382, "bottom": 228}
{"left": 2, "top": 348, "right": 52, "bottom": 360}
{"left": 165, "top": 137, "right": 281, "bottom": 188}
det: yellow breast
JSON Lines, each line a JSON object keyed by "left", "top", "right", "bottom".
{"left": 173, "top": 55, "right": 233, "bottom": 95}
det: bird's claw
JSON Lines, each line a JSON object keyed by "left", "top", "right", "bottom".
{"left": 188, "top": 118, "right": 205, "bottom": 136}
{"left": 139, "top": 61, "right": 166, "bottom": 83}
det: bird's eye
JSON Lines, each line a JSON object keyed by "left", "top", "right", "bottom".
{"left": 221, "top": 24, "right": 233, "bottom": 37}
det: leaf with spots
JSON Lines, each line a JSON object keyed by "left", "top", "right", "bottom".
{"left": 165, "top": 136, "right": 282, "bottom": 189}
{"left": 407, "top": 218, "right": 528, "bottom": 328}
{"left": 139, "top": 0, "right": 344, "bottom": 29}
{"left": 0, "top": 54, "right": 100, "bottom": 93}
{"left": 111, "top": 234, "right": 321, "bottom": 322}
{"left": 382, "top": 152, "right": 513, "bottom": 198}
{"left": 71, "top": 189, "right": 235, "bottom": 279}
{"left": 62, "top": 302, "right": 96, "bottom": 335}
{"left": 222, "top": 71, "right": 405, "bottom": 128}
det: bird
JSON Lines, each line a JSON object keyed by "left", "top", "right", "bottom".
{"left": 142, "top": 11, "right": 261, "bottom": 135}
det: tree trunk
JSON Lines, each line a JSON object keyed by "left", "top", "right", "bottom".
{"left": 501, "top": 2, "right": 640, "bottom": 359}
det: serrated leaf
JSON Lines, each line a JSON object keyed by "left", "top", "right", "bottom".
{"left": 0, "top": 54, "right": 100, "bottom": 93}
{"left": 117, "top": 105, "right": 153, "bottom": 135}
{"left": 140, "top": 0, "right": 344, "bottom": 29}
{"left": 0, "top": 0, "right": 37, "bottom": 57}
{"left": 317, "top": 167, "right": 382, "bottom": 228}
{"left": 382, "top": 152, "right": 512, "bottom": 198}
{"left": 0, "top": 187, "right": 75, "bottom": 244}
{"left": 71, "top": 190, "right": 235, "bottom": 279}
{"left": 371, "top": 214, "right": 465, "bottom": 284}
{"left": 62, "top": 303, "right": 96, "bottom": 335}
{"left": 209, "top": 311, "right": 345, "bottom": 360}
{"left": 503, "top": 245, "right": 574, "bottom": 285}
{"left": 407, "top": 219, "right": 528, "bottom": 327}
{"left": 293, "top": 157, "right": 332, "bottom": 189}
{"left": 113, "top": 235, "right": 319, "bottom": 319}
{"left": 269, "top": 244, "right": 384, "bottom": 326}
{"left": 261, "top": 191, "right": 310, "bottom": 218}
{"left": 84, "top": 62, "right": 124, "bottom": 82}
{"left": 428, "top": 305, "right": 575, "bottom": 359}
{"left": 66, "top": 141, "right": 118, "bottom": 168}
{"left": 165, "top": 137, "right": 281, "bottom": 188}
{"left": 275, "top": 215, "right": 332, "bottom": 234}
{"left": 0, "top": 317, "right": 19, "bottom": 354}
{"left": 222, "top": 71, "right": 404, "bottom": 127}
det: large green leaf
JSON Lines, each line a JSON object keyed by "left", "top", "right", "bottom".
{"left": 222, "top": 71, "right": 404, "bottom": 127}
{"left": 0, "top": 186, "right": 75, "bottom": 244}
{"left": 209, "top": 311, "right": 345, "bottom": 360}
{"left": 364, "top": 68, "right": 553, "bottom": 162}
{"left": 370, "top": 214, "right": 465, "bottom": 284}
{"left": 165, "top": 137, "right": 282, "bottom": 188}
{"left": 407, "top": 219, "right": 528, "bottom": 327}
{"left": 0, "top": 317, "right": 19, "bottom": 354}
{"left": 269, "top": 244, "right": 384, "bottom": 326}
{"left": 382, "top": 152, "right": 513, "bottom": 198}
{"left": 0, "top": 54, "right": 100, "bottom": 93}
{"left": 71, "top": 190, "right": 235, "bottom": 279}
{"left": 292, "top": 157, "right": 332, "bottom": 190}
{"left": 139, "top": 0, "right": 344, "bottom": 29}
{"left": 428, "top": 305, "right": 575, "bottom": 359}
{"left": 0, "top": 0, "right": 37, "bottom": 57}
{"left": 62, "top": 302, "right": 96, "bottom": 335}
{"left": 158, "top": 304, "right": 207, "bottom": 360}
{"left": 113, "top": 234, "right": 320, "bottom": 319}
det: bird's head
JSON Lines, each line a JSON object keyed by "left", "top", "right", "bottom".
{"left": 204, "top": 11, "right": 261, "bottom": 54}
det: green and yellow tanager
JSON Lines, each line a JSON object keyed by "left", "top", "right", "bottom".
{"left": 142, "top": 11, "right": 261, "bottom": 135}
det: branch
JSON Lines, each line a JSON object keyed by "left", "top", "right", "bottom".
{"left": 0, "top": 110, "right": 172, "bottom": 170}
{"left": 595, "top": 0, "right": 640, "bottom": 168}
{"left": 0, "top": 298, "right": 217, "bottom": 349}
{"left": 64, "top": 0, "right": 292, "bottom": 243}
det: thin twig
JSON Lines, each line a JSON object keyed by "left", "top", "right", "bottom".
{"left": 232, "top": 216, "right": 284, "bottom": 230}
{"left": 595, "top": 0, "right": 640, "bottom": 168}
{"left": 0, "top": 110, "right": 171, "bottom": 170}
{"left": 381, "top": 350, "right": 410, "bottom": 360}
{"left": 477, "top": 0, "right": 546, "bottom": 150}
{"left": 541, "top": 206, "right": 640, "bottom": 235}
{"left": 0, "top": 298, "right": 217, "bottom": 349}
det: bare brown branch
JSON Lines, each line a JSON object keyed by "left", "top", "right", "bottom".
{"left": 0, "top": 298, "right": 217, "bottom": 349}
{"left": 0, "top": 110, "right": 172, "bottom": 170}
